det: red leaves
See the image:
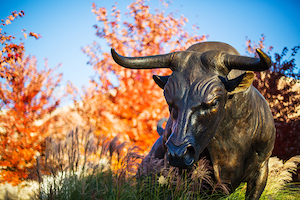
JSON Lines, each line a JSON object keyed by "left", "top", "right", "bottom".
{"left": 0, "top": 13, "right": 64, "bottom": 185}
{"left": 29, "top": 32, "right": 41, "bottom": 39}
{"left": 0, "top": 56, "right": 64, "bottom": 185}
{"left": 1, "top": 11, "right": 41, "bottom": 74}
{"left": 1, "top": 11, "right": 24, "bottom": 27}
{"left": 80, "top": 0, "right": 207, "bottom": 152}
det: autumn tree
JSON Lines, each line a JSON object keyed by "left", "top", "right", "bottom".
{"left": 0, "top": 11, "right": 66, "bottom": 185}
{"left": 79, "top": 0, "right": 207, "bottom": 151}
{"left": 81, "top": 0, "right": 300, "bottom": 159}
{"left": 246, "top": 35, "right": 300, "bottom": 160}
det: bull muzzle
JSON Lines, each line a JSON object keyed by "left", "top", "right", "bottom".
{"left": 165, "top": 140, "right": 196, "bottom": 169}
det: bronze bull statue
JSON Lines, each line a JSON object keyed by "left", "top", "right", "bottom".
{"left": 111, "top": 42, "right": 276, "bottom": 199}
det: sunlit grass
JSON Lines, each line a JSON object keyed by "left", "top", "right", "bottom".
{"left": 34, "top": 168, "right": 300, "bottom": 200}
{"left": 28, "top": 128, "right": 300, "bottom": 200}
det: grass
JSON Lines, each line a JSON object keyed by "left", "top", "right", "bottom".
{"left": 27, "top": 128, "right": 300, "bottom": 200}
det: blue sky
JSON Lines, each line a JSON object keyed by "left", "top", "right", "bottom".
{"left": 1, "top": 0, "right": 299, "bottom": 92}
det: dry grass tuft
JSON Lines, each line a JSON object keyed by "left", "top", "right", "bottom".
{"left": 264, "top": 155, "right": 300, "bottom": 194}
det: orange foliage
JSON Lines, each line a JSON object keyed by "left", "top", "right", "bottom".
{"left": 79, "top": 0, "right": 207, "bottom": 152}
{"left": 0, "top": 12, "right": 63, "bottom": 185}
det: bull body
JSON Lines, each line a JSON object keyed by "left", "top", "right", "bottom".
{"left": 111, "top": 42, "right": 276, "bottom": 199}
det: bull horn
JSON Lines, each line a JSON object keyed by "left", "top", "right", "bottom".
{"left": 111, "top": 48, "right": 175, "bottom": 69}
{"left": 223, "top": 49, "right": 271, "bottom": 71}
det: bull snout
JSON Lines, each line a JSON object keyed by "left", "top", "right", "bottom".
{"left": 166, "top": 140, "right": 196, "bottom": 169}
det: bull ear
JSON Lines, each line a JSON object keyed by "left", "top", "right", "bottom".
{"left": 153, "top": 75, "right": 170, "bottom": 89}
{"left": 219, "top": 71, "right": 254, "bottom": 94}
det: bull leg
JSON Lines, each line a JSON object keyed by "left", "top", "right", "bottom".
{"left": 138, "top": 136, "right": 165, "bottom": 175}
{"left": 246, "top": 160, "right": 268, "bottom": 200}
{"left": 141, "top": 136, "right": 165, "bottom": 167}
{"left": 149, "top": 136, "right": 165, "bottom": 159}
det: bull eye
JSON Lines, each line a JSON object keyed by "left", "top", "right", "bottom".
{"left": 210, "top": 98, "right": 218, "bottom": 107}
{"left": 200, "top": 98, "right": 219, "bottom": 112}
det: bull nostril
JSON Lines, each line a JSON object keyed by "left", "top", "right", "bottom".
{"left": 183, "top": 145, "right": 196, "bottom": 166}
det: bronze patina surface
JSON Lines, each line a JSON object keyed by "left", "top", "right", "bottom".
{"left": 111, "top": 42, "right": 276, "bottom": 200}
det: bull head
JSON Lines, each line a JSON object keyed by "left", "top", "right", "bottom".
{"left": 111, "top": 43, "right": 271, "bottom": 168}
